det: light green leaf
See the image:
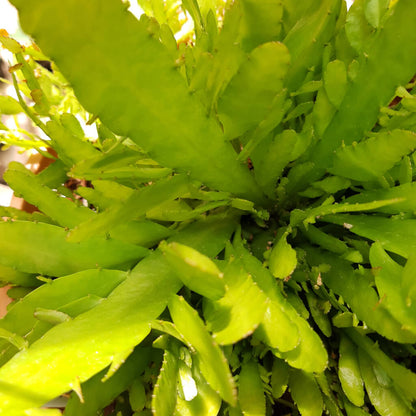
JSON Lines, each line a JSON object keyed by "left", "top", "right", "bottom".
{"left": 364, "top": 0, "right": 390, "bottom": 28}
{"left": 218, "top": 41, "right": 290, "bottom": 139}
{"left": 238, "top": 361, "right": 265, "bottom": 416}
{"left": 67, "top": 174, "right": 190, "bottom": 242}
{"left": 152, "top": 349, "right": 178, "bottom": 416}
{"left": 174, "top": 361, "right": 221, "bottom": 416}
{"left": 329, "top": 129, "right": 416, "bottom": 182}
{"left": 0, "top": 252, "right": 181, "bottom": 413}
{"left": 0, "top": 96, "right": 23, "bottom": 115}
{"left": 402, "top": 253, "right": 416, "bottom": 307}
{"left": 269, "top": 228, "right": 297, "bottom": 280}
{"left": 4, "top": 162, "right": 93, "bottom": 229}
{"left": 239, "top": 0, "right": 283, "bottom": 51}
{"left": 168, "top": 295, "right": 236, "bottom": 405}
{"left": 0, "top": 221, "right": 147, "bottom": 276}
{"left": 345, "top": 182, "right": 416, "bottom": 214}
{"left": 306, "top": 293, "right": 332, "bottom": 337}
{"left": 204, "top": 257, "right": 268, "bottom": 345}
{"left": 283, "top": 0, "right": 342, "bottom": 91}
{"left": 344, "top": 400, "right": 371, "bottom": 416}
{"left": 33, "top": 308, "right": 71, "bottom": 325}
{"left": 289, "top": 369, "right": 323, "bottom": 416}
{"left": 346, "top": 328, "right": 416, "bottom": 402}
{"left": 338, "top": 334, "right": 364, "bottom": 407}
{"left": 308, "top": 0, "right": 416, "bottom": 186}
{"left": 358, "top": 348, "right": 412, "bottom": 416}
{"left": 312, "top": 87, "right": 336, "bottom": 138}
{"left": 11, "top": 0, "right": 264, "bottom": 202}
{"left": 345, "top": 0, "right": 374, "bottom": 53}
{"left": 369, "top": 242, "right": 416, "bottom": 334}
{"left": 0, "top": 264, "right": 37, "bottom": 287}
{"left": 159, "top": 241, "right": 225, "bottom": 300}
{"left": 270, "top": 358, "right": 289, "bottom": 399}
{"left": 64, "top": 348, "right": 152, "bottom": 416}
{"left": 70, "top": 147, "right": 172, "bottom": 182}
{"left": 252, "top": 129, "right": 301, "bottom": 196}
{"left": 324, "top": 60, "right": 348, "bottom": 108}
{"left": 277, "top": 313, "right": 328, "bottom": 373}
{"left": 45, "top": 120, "right": 99, "bottom": 166}
{"left": 306, "top": 247, "right": 416, "bottom": 343}
{"left": 322, "top": 214, "right": 416, "bottom": 259}
{"left": 0, "top": 328, "right": 28, "bottom": 351}
{"left": 129, "top": 378, "right": 146, "bottom": 412}
{"left": 0, "top": 269, "right": 124, "bottom": 354}
{"left": 231, "top": 237, "right": 300, "bottom": 352}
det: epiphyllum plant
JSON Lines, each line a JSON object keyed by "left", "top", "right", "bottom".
{"left": 1, "top": 0, "right": 416, "bottom": 415}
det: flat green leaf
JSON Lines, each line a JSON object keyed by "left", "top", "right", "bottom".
{"left": 0, "top": 96, "right": 23, "bottom": 115}
{"left": 159, "top": 241, "right": 225, "bottom": 300}
{"left": 152, "top": 349, "right": 178, "bottom": 416}
{"left": 0, "top": 34, "right": 23, "bottom": 53}
{"left": 282, "top": 1, "right": 321, "bottom": 34}
{"left": 0, "top": 221, "right": 147, "bottom": 276}
{"left": 252, "top": 129, "right": 301, "bottom": 196}
{"left": 204, "top": 257, "right": 268, "bottom": 345}
{"left": 174, "top": 364, "right": 221, "bottom": 416}
{"left": 364, "top": 0, "right": 390, "bottom": 29}
{"left": 329, "top": 129, "right": 416, "bottom": 182}
{"left": 324, "top": 60, "right": 348, "bottom": 108}
{"left": 346, "top": 328, "right": 416, "bottom": 402}
{"left": 305, "top": 293, "right": 332, "bottom": 337}
{"left": 269, "top": 228, "right": 297, "bottom": 280}
{"left": 277, "top": 313, "right": 328, "bottom": 373}
{"left": 369, "top": 242, "right": 416, "bottom": 334}
{"left": 345, "top": 0, "right": 374, "bottom": 53}
{"left": 67, "top": 174, "right": 190, "bottom": 242}
{"left": 345, "top": 182, "right": 416, "bottom": 214}
{"left": 232, "top": 237, "right": 300, "bottom": 352}
{"left": 238, "top": 361, "right": 265, "bottom": 416}
{"left": 0, "top": 251, "right": 182, "bottom": 413}
{"left": 239, "top": 0, "right": 283, "bottom": 51}
{"left": 307, "top": 0, "right": 416, "bottom": 184}
{"left": 218, "top": 41, "right": 290, "bottom": 139}
{"left": 312, "top": 87, "right": 336, "bottom": 138}
{"left": 108, "top": 220, "right": 172, "bottom": 247}
{"left": 270, "top": 358, "right": 289, "bottom": 399}
{"left": 4, "top": 162, "right": 93, "bottom": 229}
{"left": 283, "top": 0, "right": 342, "bottom": 91}
{"left": 64, "top": 348, "right": 152, "bottom": 416}
{"left": 306, "top": 247, "right": 416, "bottom": 343}
{"left": 11, "top": 0, "right": 264, "bottom": 202}
{"left": 0, "top": 269, "right": 124, "bottom": 345}
{"left": 402, "top": 253, "right": 416, "bottom": 307}
{"left": 358, "top": 348, "right": 412, "bottom": 416}
{"left": 301, "top": 224, "right": 348, "bottom": 255}
{"left": 322, "top": 214, "right": 416, "bottom": 259}
{"left": 0, "top": 329, "right": 28, "bottom": 351}
{"left": 45, "top": 120, "right": 100, "bottom": 167}
{"left": 70, "top": 147, "right": 172, "bottom": 182}
{"left": 33, "top": 308, "right": 71, "bottom": 325}
{"left": 0, "top": 264, "right": 37, "bottom": 287}
{"left": 170, "top": 213, "right": 238, "bottom": 258}
{"left": 289, "top": 369, "right": 323, "bottom": 416}
{"left": 168, "top": 295, "right": 236, "bottom": 405}
{"left": 129, "top": 378, "right": 146, "bottom": 412}
{"left": 344, "top": 400, "right": 371, "bottom": 416}
{"left": 338, "top": 334, "right": 364, "bottom": 407}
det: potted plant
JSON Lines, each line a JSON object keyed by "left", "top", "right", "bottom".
{"left": 1, "top": 0, "right": 416, "bottom": 415}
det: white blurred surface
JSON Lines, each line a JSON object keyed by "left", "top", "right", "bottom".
{"left": 0, "top": 183, "right": 12, "bottom": 206}
{"left": 0, "top": 0, "right": 18, "bottom": 34}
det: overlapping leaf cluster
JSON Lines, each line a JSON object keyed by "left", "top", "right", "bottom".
{"left": 1, "top": 0, "right": 416, "bottom": 415}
